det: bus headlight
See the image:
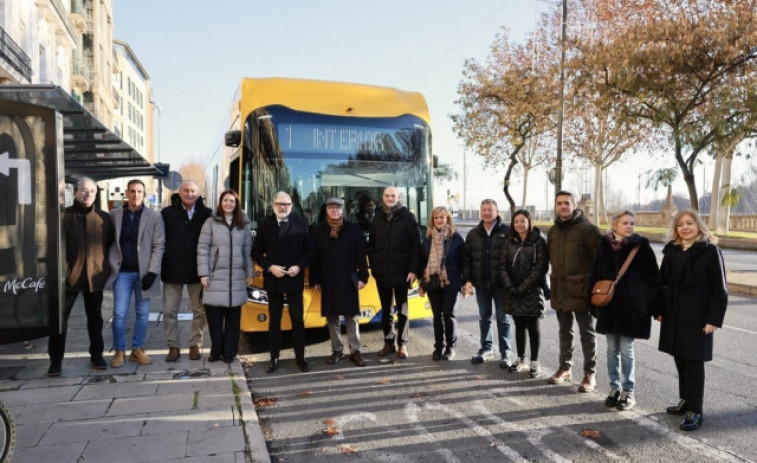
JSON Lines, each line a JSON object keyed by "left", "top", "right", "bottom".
{"left": 247, "top": 286, "right": 268, "bottom": 304}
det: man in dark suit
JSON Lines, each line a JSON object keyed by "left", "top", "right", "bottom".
{"left": 251, "top": 191, "right": 314, "bottom": 373}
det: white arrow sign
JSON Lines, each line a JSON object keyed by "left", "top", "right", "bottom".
{"left": 0, "top": 151, "right": 32, "bottom": 205}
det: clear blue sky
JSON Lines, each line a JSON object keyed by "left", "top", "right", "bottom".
{"left": 112, "top": 0, "right": 556, "bottom": 208}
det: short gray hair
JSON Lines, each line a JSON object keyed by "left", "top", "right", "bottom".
{"left": 76, "top": 177, "right": 96, "bottom": 190}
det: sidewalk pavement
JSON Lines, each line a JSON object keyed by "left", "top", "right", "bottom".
{"left": 0, "top": 292, "right": 271, "bottom": 463}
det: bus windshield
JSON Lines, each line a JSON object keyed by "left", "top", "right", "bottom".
{"left": 240, "top": 105, "right": 431, "bottom": 234}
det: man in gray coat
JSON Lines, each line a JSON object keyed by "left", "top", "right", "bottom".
{"left": 106, "top": 179, "right": 165, "bottom": 368}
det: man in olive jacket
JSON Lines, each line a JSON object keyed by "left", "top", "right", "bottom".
{"left": 547, "top": 191, "right": 601, "bottom": 392}
{"left": 48, "top": 177, "right": 114, "bottom": 376}
{"left": 160, "top": 180, "right": 212, "bottom": 362}
{"left": 368, "top": 186, "right": 421, "bottom": 359}
{"left": 251, "top": 191, "right": 315, "bottom": 374}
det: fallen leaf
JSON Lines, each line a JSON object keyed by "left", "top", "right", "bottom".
{"left": 336, "top": 375, "right": 345, "bottom": 380}
{"left": 323, "top": 418, "right": 335, "bottom": 425}
{"left": 253, "top": 396, "right": 278, "bottom": 408}
{"left": 414, "top": 392, "right": 425, "bottom": 398}
{"left": 581, "top": 429, "right": 602, "bottom": 439}
{"left": 440, "top": 388, "right": 448, "bottom": 394}
{"left": 339, "top": 445, "right": 358, "bottom": 454}
{"left": 475, "top": 375, "right": 486, "bottom": 380}
{"left": 298, "top": 390, "right": 313, "bottom": 397}
{"left": 324, "top": 426, "right": 339, "bottom": 436}
{"left": 379, "top": 378, "right": 391, "bottom": 385}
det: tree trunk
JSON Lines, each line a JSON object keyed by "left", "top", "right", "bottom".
{"left": 717, "top": 151, "right": 733, "bottom": 234}
{"left": 592, "top": 161, "right": 603, "bottom": 225}
{"left": 673, "top": 141, "right": 699, "bottom": 210}
{"left": 709, "top": 155, "right": 723, "bottom": 229}
{"left": 502, "top": 154, "right": 518, "bottom": 215}
{"left": 521, "top": 166, "right": 530, "bottom": 210}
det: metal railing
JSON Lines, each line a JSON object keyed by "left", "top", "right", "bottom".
{"left": 0, "top": 26, "right": 32, "bottom": 82}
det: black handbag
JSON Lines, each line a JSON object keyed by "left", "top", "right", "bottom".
{"left": 420, "top": 237, "right": 451, "bottom": 292}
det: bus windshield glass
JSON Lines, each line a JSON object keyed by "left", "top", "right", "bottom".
{"left": 242, "top": 105, "right": 431, "bottom": 234}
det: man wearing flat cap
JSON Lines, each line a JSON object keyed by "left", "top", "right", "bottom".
{"left": 251, "top": 191, "right": 314, "bottom": 373}
{"left": 310, "top": 197, "right": 370, "bottom": 367}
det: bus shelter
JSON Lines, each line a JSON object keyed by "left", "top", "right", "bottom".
{"left": 0, "top": 85, "right": 161, "bottom": 344}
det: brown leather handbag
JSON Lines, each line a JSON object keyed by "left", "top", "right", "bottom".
{"left": 590, "top": 244, "right": 640, "bottom": 307}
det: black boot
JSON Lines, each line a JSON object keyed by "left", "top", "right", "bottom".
{"left": 680, "top": 411, "right": 703, "bottom": 431}
{"left": 666, "top": 399, "right": 687, "bottom": 415}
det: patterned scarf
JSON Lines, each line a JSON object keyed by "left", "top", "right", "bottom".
{"left": 326, "top": 216, "right": 343, "bottom": 239}
{"left": 424, "top": 224, "right": 450, "bottom": 286}
{"left": 606, "top": 230, "right": 631, "bottom": 251}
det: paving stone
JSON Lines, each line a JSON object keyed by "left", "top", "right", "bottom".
{"left": 21, "top": 376, "right": 84, "bottom": 389}
{"left": 187, "top": 424, "right": 246, "bottom": 456}
{"left": 13, "top": 422, "right": 50, "bottom": 448}
{"left": 106, "top": 391, "right": 196, "bottom": 416}
{"left": 73, "top": 380, "right": 159, "bottom": 400}
{"left": 0, "top": 384, "right": 80, "bottom": 405}
{"left": 156, "top": 375, "right": 231, "bottom": 395}
{"left": 153, "top": 454, "right": 239, "bottom": 463}
{"left": 9, "top": 442, "right": 87, "bottom": 463}
{"left": 12, "top": 398, "right": 111, "bottom": 424}
{"left": 39, "top": 415, "right": 144, "bottom": 444}
{"left": 79, "top": 431, "right": 188, "bottom": 463}
{"left": 141, "top": 405, "right": 236, "bottom": 434}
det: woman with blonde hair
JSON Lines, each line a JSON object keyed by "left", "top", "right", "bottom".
{"left": 655, "top": 209, "right": 727, "bottom": 431}
{"left": 419, "top": 207, "right": 464, "bottom": 360}
{"left": 588, "top": 210, "right": 661, "bottom": 410}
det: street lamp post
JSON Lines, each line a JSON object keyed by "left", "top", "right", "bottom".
{"left": 555, "top": 0, "right": 567, "bottom": 193}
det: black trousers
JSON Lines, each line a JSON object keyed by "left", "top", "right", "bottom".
{"left": 513, "top": 315, "right": 541, "bottom": 361}
{"left": 204, "top": 304, "right": 241, "bottom": 360}
{"left": 427, "top": 289, "right": 458, "bottom": 349}
{"left": 674, "top": 356, "right": 705, "bottom": 413}
{"left": 268, "top": 291, "right": 305, "bottom": 360}
{"left": 48, "top": 290, "right": 105, "bottom": 364}
{"left": 377, "top": 284, "right": 409, "bottom": 346}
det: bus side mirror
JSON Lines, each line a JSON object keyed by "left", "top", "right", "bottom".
{"left": 225, "top": 130, "right": 241, "bottom": 148}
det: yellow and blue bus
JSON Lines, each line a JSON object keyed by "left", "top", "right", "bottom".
{"left": 214, "top": 77, "right": 434, "bottom": 332}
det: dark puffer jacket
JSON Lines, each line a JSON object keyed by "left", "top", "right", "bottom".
{"left": 656, "top": 241, "right": 727, "bottom": 362}
{"left": 499, "top": 228, "right": 549, "bottom": 317}
{"left": 462, "top": 217, "right": 509, "bottom": 289}
{"left": 547, "top": 210, "right": 601, "bottom": 312}
{"left": 161, "top": 193, "right": 212, "bottom": 284}
{"left": 588, "top": 233, "right": 661, "bottom": 339}
{"left": 368, "top": 206, "right": 421, "bottom": 287}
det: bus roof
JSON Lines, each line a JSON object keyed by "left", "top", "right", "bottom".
{"left": 237, "top": 77, "right": 431, "bottom": 126}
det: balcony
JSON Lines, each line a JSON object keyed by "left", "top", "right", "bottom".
{"left": 0, "top": 26, "right": 32, "bottom": 83}
{"left": 71, "top": 57, "right": 92, "bottom": 90}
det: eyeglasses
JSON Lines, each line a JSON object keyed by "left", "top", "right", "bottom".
{"left": 274, "top": 202, "right": 292, "bottom": 207}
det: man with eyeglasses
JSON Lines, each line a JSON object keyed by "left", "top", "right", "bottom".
{"left": 251, "top": 191, "right": 314, "bottom": 373}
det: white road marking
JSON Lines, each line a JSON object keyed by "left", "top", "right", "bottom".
{"left": 334, "top": 412, "right": 376, "bottom": 441}
{"left": 405, "top": 402, "right": 463, "bottom": 463}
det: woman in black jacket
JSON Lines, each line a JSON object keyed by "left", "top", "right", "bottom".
{"left": 588, "top": 211, "right": 661, "bottom": 411}
{"left": 656, "top": 209, "right": 727, "bottom": 431}
{"left": 419, "top": 207, "right": 464, "bottom": 361}
{"left": 499, "top": 209, "right": 549, "bottom": 378}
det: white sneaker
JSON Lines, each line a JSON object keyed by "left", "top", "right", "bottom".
{"left": 529, "top": 360, "right": 540, "bottom": 378}
{"left": 617, "top": 391, "right": 635, "bottom": 411}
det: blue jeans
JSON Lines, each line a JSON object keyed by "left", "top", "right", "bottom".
{"left": 606, "top": 333, "right": 635, "bottom": 392}
{"left": 475, "top": 287, "right": 512, "bottom": 359}
{"left": 112, "top": 271, "right": 150, "bottom": 351}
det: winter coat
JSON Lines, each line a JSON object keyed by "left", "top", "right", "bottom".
{"left": 196, "top": 212, "right": 254, "bottom": 307}
{"left": 588, "top": 233, "right": 661, "bottom": 339}
{"left": 420, "top": 231, "right": 465, "bottom": 293}
{"left": 462, "top": 217, "right": 509, "bottom": 289}
{"left": 499, "top": 228, "right": 549, "bottom": 317}
{"left": 547, "top": 210, "right": 601, "bottom": 312}
{"left": 63, "top": 201, "right": 114, "bottom": 292}
{"left": 310, "top": 220, "right": 369, "bottom": 317}
{"left": 106, "top": 205, "right": 165, "bottom": 299}
{"left": 368, "top": 206, "right": 421, "bottom": 287}
{"left": 251, "top": 214, "right": 314, "bottom": 293}
{"left": 656, "top": 241, "right": 727, "bottom": 361}
{"left": 160, "top": 193, "right": 212, "bottom": 284}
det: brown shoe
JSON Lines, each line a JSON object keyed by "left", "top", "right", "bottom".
{"left": 326, "top": 352, "right": 345, "bottom": 365}
{"left": 548, "top": 367, "right": 572, "bottom": 384}
{"left": 397, "top": 345, "right": 408, "bottom": 359}
{"left": 578, "top": 373, "right": 596, "bottom": 393}
{"left": 349, "top": 352, "right": 366, "bottom": 367}
{"left": 165, "top": 347, "right": 180, "bottom": 362}
{"left": 378, "top": 343, "right": 396, "bottom": 357}
{"left": 110, "top": 350, "right": 125, "bottom": 368}
{"left": 189, "top": 345, "right": 201, "bottom": 360}
{"left": 129, "top": 348, "right": 153, "bottom": 365}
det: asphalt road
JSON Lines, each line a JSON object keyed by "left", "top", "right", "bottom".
{"left": 239, "top": 290, "right": 757, "bottom": 462}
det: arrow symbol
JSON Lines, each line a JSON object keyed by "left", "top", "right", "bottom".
{"left": 0, "top": 151, "right": 32, "bottom": 205}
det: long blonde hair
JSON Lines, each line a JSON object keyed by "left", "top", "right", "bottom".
{"left": 425, "top": 206, "right": 455, "bottom": 238}
{"left": 666, "top": 209, "right": 718, "bottom": 245}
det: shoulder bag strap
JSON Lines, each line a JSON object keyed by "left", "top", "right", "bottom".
{"left": 615, "top": 244, "right": 641, "bottom": 282}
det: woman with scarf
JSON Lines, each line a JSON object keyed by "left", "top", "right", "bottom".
{"left": 419, "top": 207, "right": 464, "bottom": 360}
{"left": 310, "top": 197, "right": 370, "bottom": 367}
{"left": 655, "top": 209, "right": 727, "bottom": 431}
{"left": 588, "top": 210, "right": 661, "bottom": 411}
{"left": 499, "top": 209, "right": 549, "bottom": 378}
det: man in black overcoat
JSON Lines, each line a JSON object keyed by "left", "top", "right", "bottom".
{"left": 310, "top": 197, "right": 370, "bottom": 367}
{"left": 251, "top": 191, "right": 314, "bottom": 373}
